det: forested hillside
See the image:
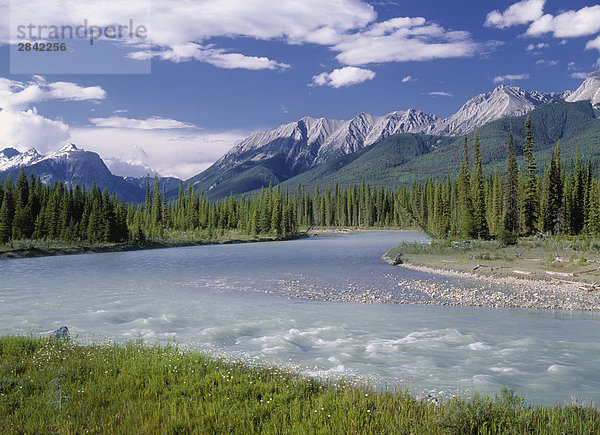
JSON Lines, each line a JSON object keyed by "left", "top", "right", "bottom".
{"left": 2, "top": 113, "right": 600, "bottom": 249}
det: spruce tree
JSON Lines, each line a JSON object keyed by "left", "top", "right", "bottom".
{"left": 503, "top": 134, "right": 519, "bottom": 239}
{"left": 548, "top": 142, "right": 563, "bottom": 233}
{"left": 521, "top": 115, "right": 538, "bottom": 235}
{"left": 12, "top": 169, "right": 33, "bottom": 239}
{"left": 457, "top": 136, "right": 475, "bottom": 238}
{"left": 470, "top": 131, "right": 489, "bottom": 239}
{"left": 0, "top": 176, "right": 15, "bottom": 243}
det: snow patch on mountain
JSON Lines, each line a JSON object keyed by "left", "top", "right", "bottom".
{"left": 566, "top": 70, "right": 600, "bottom": 108}
{"left": 432, "top": 85, "right": 557, "bottom": 136}
{"left": 0, "top": 148, "right": 43, "bottom": 171}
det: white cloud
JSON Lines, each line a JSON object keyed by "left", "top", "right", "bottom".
{"left": 0, "top": 76, "right": 105, "bottom": 111}
{"left": 89, "top": 116, "right": 198, "bottom": 130}
{"left": 134, "top": 43, "right": 291, "bottom": 71}
{"left": 535, "top": 59, "right": 558, "bottom": 66}
{"left": 570, "top": 72, "right": 590, "bottom": 80}
{"left": 0, "top": 109, "right": 70, "bottom": 153}
{"left": 4, "top": 1, "right": 481, "bottom": 72}
{"left": 526, "top": 42, "right": 549, "bottom": 51}
{"left": 426, "top": 91, "right": 453, "bottom": 97}
{"left": 402, "top": 76, "right": 415, "bottom": 83}
{"left": 526, "top": 6, "right": 600, "bottom": 38}
{"left": 586, "top": 35, "right": 600, "bottom": 51}
{"left": 596, "top": 58, "right": 600, "bottom": 69}
{"left": 493, "top": 73, "right": 530, "bottom": 83}
{"left": 70, "top": 127, "right": 246, "bottom": 179}
{"left": 5, "top": 0, "right": 375, "bottom": 70}
{"left": 311, "top": 67, "right": 375, "bottom": 88}
{"left": 104, "top": 158, "right": 157, "bottom": 178}
{"left": 485, "top": 0, "right": 545, "bottom": 29}
{"left": 333, "top": 18, "right": 477, "bottom": 65}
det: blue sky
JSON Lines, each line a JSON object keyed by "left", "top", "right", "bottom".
{"left": 1, "top": 0, "right": 600, "bottom": 178}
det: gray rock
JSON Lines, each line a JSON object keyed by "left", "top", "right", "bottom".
{"left": 393, "top": 253, "right": 403, "bottom": 265}
{"left": 417, "top": 393, "right": 440, "bottom": 405}
{"left": 51, "top": 326, "right": 70, "bottom": 340}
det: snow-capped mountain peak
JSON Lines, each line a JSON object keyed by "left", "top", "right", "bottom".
{"left": 431, "top": 85, "right": 556, "bottom": 136}
{"left": 566, "top": 70, "right": 600, "bottom": 108}
{"left": 0, "top": 148, "right": 44, "bottom": 172}
{"left": 57, "top": 143, "right": 79, "bottom": 153}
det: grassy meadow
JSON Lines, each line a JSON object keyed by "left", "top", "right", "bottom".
{"left": 387, "top": 236, "right": 600, "bottom": 286}
{"left": 1, "top": 336, "right": 599, "bottom": 433}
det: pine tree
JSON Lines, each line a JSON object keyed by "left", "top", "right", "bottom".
{"left": 0, "top": 176, "right": 15, "bottom": 243}
{"left": 503, "top": 134, "right": 519, "bottom": 239}
{"left": 521, "top": 115, "right": 538, "bottom": 235}
{"left": 470, "top": 131, "right": 489, "bottom": 239}
{"left": 151, "top": 175, "right": 163, "bottom": 235}
{"left": 458, "top": 136, "right": 475, "bottom": 237}
{"left": 12, "top": 169, "right": 33, "bottom": 239}
{"left": 547, "top": 142, "right": 563, "bottom": 233}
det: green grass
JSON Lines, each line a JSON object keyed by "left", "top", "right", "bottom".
{"left": 1, "top": 336, "right": 598, "bottom": 433}
{"left": 0, "top": 230, "right": 305, "bottom": 260}
{"left": 387, "top": 236, "right": 600, "bottom": 284}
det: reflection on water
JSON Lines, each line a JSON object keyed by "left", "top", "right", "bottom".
{"left": 1, "top": 231, "right": 599, "bottom": 405}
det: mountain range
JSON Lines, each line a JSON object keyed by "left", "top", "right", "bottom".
{"left": 2, "top": 71, "right": 600, "bottom": 201}
{"left": 0, "top": 144, "right": 180, "bottom": 202}
{"left": 187, "top": 71, "right": 600, "bottom": 198}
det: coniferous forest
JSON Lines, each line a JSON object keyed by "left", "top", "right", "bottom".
{"left": 1, "top": 115, "right": 600, "bottom": 247}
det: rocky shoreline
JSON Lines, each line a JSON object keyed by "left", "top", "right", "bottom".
{"left": 381, "top": 253, "right": 600, "bottom": 312}
{"left": 266, "top": 255, "right": 600, "bottom": 311}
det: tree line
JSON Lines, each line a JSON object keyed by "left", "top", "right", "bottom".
{"left": 1, "top": 115, "right": 599, "bottom": 245}
{"left": 403, "top": 115, "right": 600, "bottom": 242}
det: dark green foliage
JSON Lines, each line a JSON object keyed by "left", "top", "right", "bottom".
{"left": 5, "top": 112, "right": 600, "bottom": 247}
{"left": 503, "top": 134, "right": 519, "bottom": 238}
{"left": 521, "top": 115, "right": 538, "bottom": 235}
{"left": 471, "top": 131, "right": 489, "bottom": 239}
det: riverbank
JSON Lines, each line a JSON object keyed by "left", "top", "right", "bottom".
{"left": 0, "top": 231, "right": 307, "bottom": 260}
{"left": 1, "top": 336, "right": 598, "bottom": 433}
{"left": 383, "top": 238, "right": 600, "bottom": 311}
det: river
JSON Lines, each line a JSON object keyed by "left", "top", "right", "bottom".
{"left": 1, "top": 231, "right": 598, "bottom": 405}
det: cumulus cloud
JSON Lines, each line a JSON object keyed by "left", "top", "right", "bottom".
{"left": 0, "top": 109, "right": 70, "bottom": 153}
{"left": 0, "top": 76, "right": 105, "bottom": 111}
{"left": 493, "top": 73, "right": 530, "bottom": 83}
{"left": 426, "top": 91, "right": 453, "bottom": 97}
{"left": 311, "top": 67, "right": 375, "bottom": 88}
{"left": 4, "top": 1, "right": 481, "bottom": 72}
{"left": 89, "top": 116, "right": 198, "bottom": 130}
{"left": 485, "top": 0, "right": 545, "bottom": 29}
{"left": 333, "top": 17, "right": 477, "bottom": 65}
{"left": 104, "top": 158, "right": 158, "bottom": 178}
{"left": 526, "top": 6, "right": 600, "bottom": 38}
{"left": 70, "top": 126, "right": 246, "bottom": 179}
{"left": 5, "top": 0, "right": 375, "bottom": 70}
{"left": 586, "top": 35, "right": 600, "bottom": 51}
